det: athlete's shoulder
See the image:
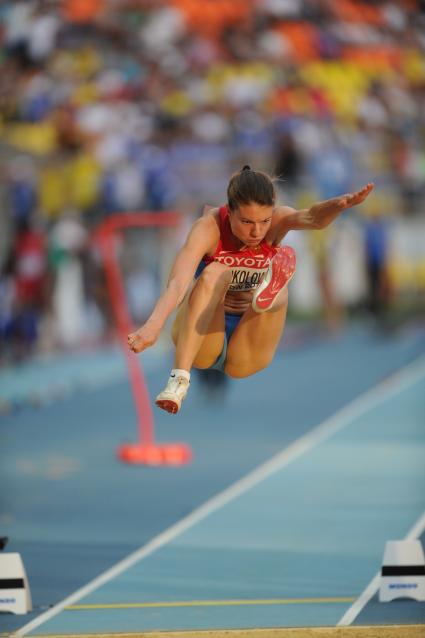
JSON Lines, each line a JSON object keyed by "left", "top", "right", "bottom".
{"left": 195, "top": 208, "right": 220, "bottom": 229}
{"left": 201, "top": 205, "right": 225, "bottom": 228}
{"left": 200, "top": 206, "right": 222, "bottom": 232}
{"left": 201, "top": 204, "right": 220, "bottom": 218}
{"left": 187, "top": 209, "right": 220, "bottom": 247}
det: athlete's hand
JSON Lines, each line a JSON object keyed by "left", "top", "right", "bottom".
{"left": 338, "top": 183, "right": 374, "bottom": 210}
{"left": 127, "top": 323, "right": 160, "bottom": 354}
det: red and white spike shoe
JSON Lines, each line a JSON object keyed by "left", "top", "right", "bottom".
{"left": 252, "top": 245, "right": 296, "bottom": 313}
{"left": 155, "top": 373, "right": 190, "bottom": 414}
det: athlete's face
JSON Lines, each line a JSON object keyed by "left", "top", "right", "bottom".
{"left": 229, "top": 203, "right": 274, "bottom": 247}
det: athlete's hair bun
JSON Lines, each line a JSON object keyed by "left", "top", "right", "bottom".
{"left": 242, "top": 165, "right": 251, "bottom": 171}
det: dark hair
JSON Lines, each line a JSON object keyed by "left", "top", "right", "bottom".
{"left": 227, "top": 166, "right": 275, "bottom": 211}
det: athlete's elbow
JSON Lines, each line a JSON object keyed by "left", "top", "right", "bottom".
{"left": 316, "top": 219, "right": 328, "bottom": 230}
{"left": 303, "top": 209, "right": 322, "bottom": 230}
{"left": 310, "top": 215, "right": 327, "bottom": 230}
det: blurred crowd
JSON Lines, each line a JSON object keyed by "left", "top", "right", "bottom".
{"left": 1, "top": 0, "right": 425, "bottom": 364}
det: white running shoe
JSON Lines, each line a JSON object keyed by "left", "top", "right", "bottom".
{"left": 155, "top": 373, "right": 190, "bottom": 414}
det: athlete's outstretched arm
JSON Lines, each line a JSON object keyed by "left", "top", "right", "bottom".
{"left": 128, "top": 216, "right": 218, "bottom": 354}
{"left": 273, "top": 183, "right": 374, "bottom": 240}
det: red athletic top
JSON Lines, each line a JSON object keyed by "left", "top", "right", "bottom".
{"left": 203, "top": 205, "right": 278, "bottom": 292}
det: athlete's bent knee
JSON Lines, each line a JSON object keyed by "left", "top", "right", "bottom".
{"left": 193, "top": 356, "right": 219, "bottom": 370}
{"left": 197, "top": 262, "right": 232, "bottom": 292}
{"left": 225, "top": 356, "right": 273, "bottom": 379}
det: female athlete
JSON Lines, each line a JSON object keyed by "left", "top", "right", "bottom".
{"left": 128, "top": 166, "right": 374, "bottom": 414}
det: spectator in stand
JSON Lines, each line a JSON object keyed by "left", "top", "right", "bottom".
{"left": 0, "top": 0, "right": 424, "bottom": 361}
{"left": 8, "top": 156, "right": 38, "bottom": 224}
{"left": 274, "top": 129, "right": 302, "bottom": 206}
{"left": 0, "top": 252, "right": 18, "bottom": 364}
{"left": 9, "top": 215, "right": 48, "bottom": 358}
{"left": 363, "top": 209, "right": 392, "bottom": 324}
{"left": 308, "top": 227, "right": 345, "bottom": 333}
{"left": 49, "top": 212, "right": 89, "bottom": 348}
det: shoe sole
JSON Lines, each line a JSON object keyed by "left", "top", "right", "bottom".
{"left": 155, "top": 399, "right": 179, "bottom": 414}
{"left": 252, "top": 246, "right": 296, "bottom": 313}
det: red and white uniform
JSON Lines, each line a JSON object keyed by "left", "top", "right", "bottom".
{"left": 203, "top": 205, "right": 279, "bottom": 292}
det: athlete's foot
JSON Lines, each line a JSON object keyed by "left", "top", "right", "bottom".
{"left": 252, "top": 245, "right": 296, "bottom": 313}
{"left": 155, "top": 371, "right": 190, "bottom": 414}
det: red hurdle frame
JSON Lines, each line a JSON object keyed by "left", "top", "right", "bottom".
{"left": 96, "top": 212, "right": 192, "bottom": 466}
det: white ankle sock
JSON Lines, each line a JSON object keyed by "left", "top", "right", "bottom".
{"left": 170, "top": 368, "right": 191, "bottom": 382}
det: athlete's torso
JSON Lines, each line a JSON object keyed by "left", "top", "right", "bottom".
{"left": 202, "top": 205, "right": 279, "bottom": 314}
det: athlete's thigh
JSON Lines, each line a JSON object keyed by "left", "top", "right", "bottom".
{"left": 171, "top": 281, "right": 226, "bottom": 365}
{"left": 193, "top": 301, "right": 226, "bottom": 367}
{"left": 225, "top": 290, "right": 288, "bottom": 374}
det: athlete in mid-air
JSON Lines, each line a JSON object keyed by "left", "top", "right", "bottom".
{"left": 128, "top": 166, "right": 374, "bottom": 414}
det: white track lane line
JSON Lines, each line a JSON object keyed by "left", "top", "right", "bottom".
{"left": 337, "top": 510, "right": 425, "bottom": 627}
{"left": 16, "top": 355, "right": 425, "bottom": 636}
